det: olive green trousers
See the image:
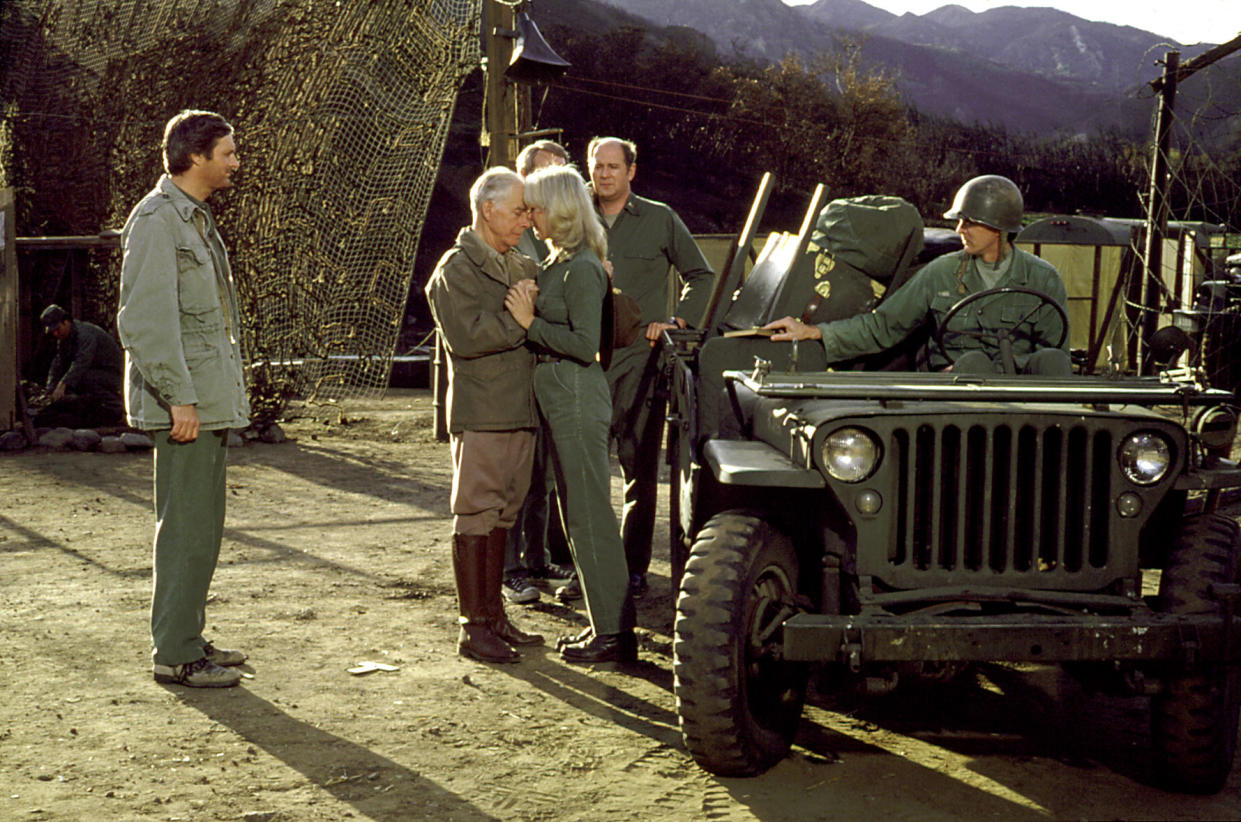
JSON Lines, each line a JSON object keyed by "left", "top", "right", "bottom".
{"left": 536, "top": 360, "right": 634, "bottom": 635}
{"left": 150, "top": 430, "right": 229, "bottom": 666}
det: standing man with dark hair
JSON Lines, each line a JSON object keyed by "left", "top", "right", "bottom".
{"left": 37, "top": 303, "right": 124, "bottom": 428}
{"left": 588, "top": 137, "right": 714, "bottom": 599}
{"left": 118, "top": 109, "right": 250, "bottom": 688}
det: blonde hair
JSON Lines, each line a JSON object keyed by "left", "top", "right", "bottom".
{"left": 523, "top": 165, "right": 607, "bottom": 263}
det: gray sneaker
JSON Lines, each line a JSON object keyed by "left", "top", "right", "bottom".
{"left": 503, "top": 574, "right": 540, "bottom": 604}
{"left": 153, "top": 657, "right": 242, "bottom": 688}
{"left": 203, "top": 641, "right": 247, "bottom": 667}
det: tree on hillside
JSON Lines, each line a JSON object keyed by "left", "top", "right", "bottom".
{"left": 707, "top": 39, "right": 913, "bottom": 202}
{"left": 711, "top": 54, "right": 841, "bottom": 191}
{"left": 816, "top": 39, "right": 911, "bottom": 196}
{"left": 524, "top": 21, "right": 1170, "bottom": 229}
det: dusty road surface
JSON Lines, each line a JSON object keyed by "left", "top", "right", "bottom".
{"left": 2, "top": 388, "right": 1240, "bottom": 821}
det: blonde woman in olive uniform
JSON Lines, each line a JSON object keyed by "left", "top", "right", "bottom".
{"left": 504, "top": 165, "right": 637, "bottom": 664}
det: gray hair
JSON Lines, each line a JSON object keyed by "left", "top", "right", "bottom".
{"left": 469, "top": 167, "right": 523, "bottom": 223}
{"left": 516, "top": 140, "right": 569, "bottom": 177}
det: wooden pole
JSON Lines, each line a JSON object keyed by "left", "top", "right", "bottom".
{"left": 1150, "top": 33, "right": 1241, "bottom": 91}
{"left": 482, "top": 0, "right": 518, "bottom": 169}
{"left": 1, "top": 188, "right": 18, "bottom": 432}
{"left": 1140, "top": 50, "right": 1178, "bottom": 375}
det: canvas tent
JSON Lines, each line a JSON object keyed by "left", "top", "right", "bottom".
{"left": 1017, "top": 216, "right": 1224, "bottom": 372}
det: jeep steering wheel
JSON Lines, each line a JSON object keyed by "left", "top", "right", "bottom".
{"left": 934, "top": 286, "right": 1068, "bottom": 375}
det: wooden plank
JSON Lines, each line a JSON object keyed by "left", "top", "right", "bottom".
{"left": 15, "top": 232, "right": 121, "bottom": 250}
{"left": 1, "top": 188, "right": 18, "bottom": 431}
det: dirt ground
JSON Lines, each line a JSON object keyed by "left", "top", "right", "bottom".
{"left": 2, "top": 387, "right": 1240, "bottom": 822}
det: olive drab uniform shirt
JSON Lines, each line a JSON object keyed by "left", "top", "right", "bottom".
{"left": 599, "top": 192, "right": 714, "bottom": 367}
{"left": 425, "top": 227, "right": 539, "bottom": 435}
{"left": 118, "top": 176, "right": 250, "bottom": 431}
{"left": 525, "top": 250, "right": 607, "bottom": 365}
{"left": 816, "top": 246, "right": 1068, "bottom": 371}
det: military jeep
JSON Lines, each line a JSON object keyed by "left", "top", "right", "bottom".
{"left": 664, "top": 181, "right": 1241, "bottom": 793}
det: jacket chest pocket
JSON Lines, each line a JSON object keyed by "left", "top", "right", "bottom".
{"left": 177, "top": 244, "right": 221, "bottom": 311}
{"left": 177, "top": 243, "right": 225, "bottom": 335}
{"left": 535, "top": 290, "right": 568, "bottom": 325}
{"left": 929, "top": 291, "right": 965, "bottom": 328}
{"left": 999, "top": 298, "right": 1041, "bottom": 325}
{"left": 612, "top": 249, "right": 662, "bottom": 294}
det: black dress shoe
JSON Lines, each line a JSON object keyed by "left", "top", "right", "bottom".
{"left": 560, "top": 631, "right": 637, "bottom": 664}
{"left": 628, "top": 572, "right": 648, "bottom": 599}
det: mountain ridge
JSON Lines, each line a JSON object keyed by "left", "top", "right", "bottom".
{"left": 585, "top": 0, "right": 1217, "bottom": 134}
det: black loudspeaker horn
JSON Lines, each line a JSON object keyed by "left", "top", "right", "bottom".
{"left": 505, "top": 11, "right": 570, "bottom": 84}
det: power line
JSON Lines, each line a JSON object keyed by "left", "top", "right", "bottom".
{"left": 552, "top": 80, "right": 1130, "bottom": 172}
{"left": 564, "top": 74, "right": 736, "bottom": 105}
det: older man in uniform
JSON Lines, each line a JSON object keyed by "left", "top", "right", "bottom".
{"left": 118, "top": 110, "right": 250, "bottom": 688}
{"left": 589, "top": 137, "right": 714, "bottom": 599}
{"left": 426, "top": 166, "right": 543, "bottom": 663}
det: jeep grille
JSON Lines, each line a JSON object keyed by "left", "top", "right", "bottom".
{"left": 878, "top": 420, "right": 1128, "bottom": 590}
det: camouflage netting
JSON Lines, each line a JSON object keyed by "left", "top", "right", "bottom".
{"left": 0, "top": 0, "right": 481, "bottom": 418}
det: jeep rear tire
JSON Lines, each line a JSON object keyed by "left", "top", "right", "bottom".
{"left": 1151, "top": 513, "right": 1241, "bottom": 794}
{"left": 673, "top": 511, "right": 807, "bottom": 776}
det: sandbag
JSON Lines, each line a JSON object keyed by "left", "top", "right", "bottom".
{"left": 798, "top": 195, "right": 925, "bottom": 324}
{"left": 811, "top": 195, "right": 924, "bottom": 282}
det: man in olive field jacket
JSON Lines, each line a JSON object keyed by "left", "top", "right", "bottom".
{"left": 118, "top": 110, "right": 250, "bottom": 689}
{"left": 425, "top": 166, "right": 544, "bottom": 665}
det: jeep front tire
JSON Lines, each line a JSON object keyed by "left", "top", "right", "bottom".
{"left": 1150, "top": 513, "right": 1241, "bottom": 793}
{"left": 673, "top": 511, "right": 807, "bottom": 776}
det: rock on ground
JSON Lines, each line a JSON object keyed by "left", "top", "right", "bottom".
{"left": 99, "top": 436, "right": 126, "bottom": 453}
{"left": 0, "top": 430, "right": 28, "bottom": 451}
{"left": 119, "top": 431, "right": 155, "bottom": 450}
{"left": 38, "top": 427, "right": 74, "bottom": 448}
{"left": 71, "top": 429, "right": 102, "bottom": 451}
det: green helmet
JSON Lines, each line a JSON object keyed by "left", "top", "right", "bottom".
{"left": 943, "top": 175, "right": 1023, "bottom": 233}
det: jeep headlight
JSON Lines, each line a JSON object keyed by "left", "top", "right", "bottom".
{"left": 821, "top": 427, "right": 879, "bottom": 483}
{"left": 1194, "top": 405, "right": 1238, "bottom": 460}
{"left": 1119, "top": 432, "right": 1171, "bottom": 485}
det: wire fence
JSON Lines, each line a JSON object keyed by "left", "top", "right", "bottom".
{"left": 1120, "top": 43, "right": 1241, "bottom": 385}
{"left": 1, "top": 0, "right": 481, "bottom": 417}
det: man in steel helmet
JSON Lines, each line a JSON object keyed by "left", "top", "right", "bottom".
{"left": 765, "top": 175, "right": 1071, "bottom": 375}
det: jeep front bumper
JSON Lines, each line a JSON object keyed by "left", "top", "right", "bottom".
{"left": 782, "top": 607, "right": 1241, "bottom": 665}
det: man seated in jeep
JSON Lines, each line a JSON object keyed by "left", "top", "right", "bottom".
{"left": 765, "top": 175, "right": 1072, "bottom": 376}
